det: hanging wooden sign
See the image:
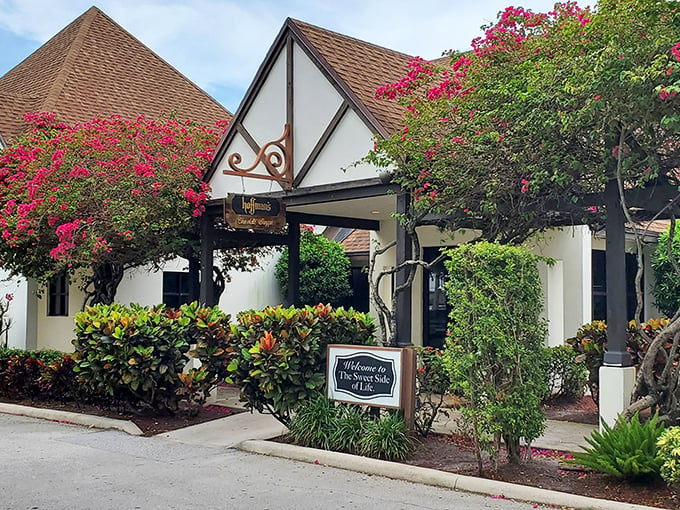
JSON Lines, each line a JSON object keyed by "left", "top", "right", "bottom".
{"left": 223, "top": 194, "right": 286, "bottom": 232}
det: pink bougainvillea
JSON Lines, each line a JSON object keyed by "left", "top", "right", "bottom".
{"left": 0, "top": 112, "right": 234, "bottom": 299}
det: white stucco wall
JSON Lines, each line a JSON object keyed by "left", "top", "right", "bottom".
{"left": 219, "top": 252, "right": 283, "bottom": 317}
{"left": 292, "top": 44, "right": 343, "bottom": 172}
{"left": 370, "top": 223, "right": 593, "bottom": 347}
{"left": 0, "top": 272, "right": 33, "bottom": 349}
{"left": 529, "top": 226, "right": 592, "bottom": 343}
{"left": 35, "top": 274, "right": 85, "bottom": 352}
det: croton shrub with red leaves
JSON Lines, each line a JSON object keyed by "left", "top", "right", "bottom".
{"left": 0, "top": 348, "right": 77, "bottom": 402}
{"left": 226, "top": 304, "right": 375, "bottom": 426}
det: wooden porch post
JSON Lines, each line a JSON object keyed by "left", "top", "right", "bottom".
{"left": 188, "top": 256, "right": 200, "bottom": 303}
{"left": 395, "top": 191, "right": 412, "bottom": 347}
{"left": 603, "top": 179, "right": 633, "bottom": 367}
{"left": 199, "top": 214, "right": 215, "bottom": 306}
{"left": 287, "top": 220, "right": 301, "bottom": 307}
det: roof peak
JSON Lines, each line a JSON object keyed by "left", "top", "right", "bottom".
{"left": 287, "top": 18, "right": 414, "bottom": 60}
{"left": 0, "top": 5, "right": 229, "bottom": 141}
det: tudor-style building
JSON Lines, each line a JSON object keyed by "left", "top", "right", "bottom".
{"left": 200, "top": 18, "right": 664, "bottom": 350}
{"left": 0, "top": 11, "right": 665, "bottom": 362}
{"left": 0, "top": 7, "right": 230, "bottom": 351}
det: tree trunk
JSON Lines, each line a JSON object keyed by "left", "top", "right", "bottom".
{"left": 82, "top": 262, "right": 125, "bottom": 309}
{"left": 504, "top": 433, "right": 522, "bottom": 464}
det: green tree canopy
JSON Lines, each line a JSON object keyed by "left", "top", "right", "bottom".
{"left": 275, "top": 227, "right": 352, "bottom": 307}
{"left": 370, "top": 0, "right": 680, "bottom": 244}
{"left": 651, "top": 221, "right": 680, "bottom": 317}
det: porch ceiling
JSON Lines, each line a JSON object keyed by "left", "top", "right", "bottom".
{"left": 287, "top": 194, "right": 395, "bottom": 223}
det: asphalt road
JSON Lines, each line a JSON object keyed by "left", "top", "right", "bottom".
{"left": 0, "top": 413, "right": 545, "bottom": 510}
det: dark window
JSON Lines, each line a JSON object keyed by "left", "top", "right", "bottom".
{"left": 592, "top": 250, "right": 641, "bottom": 322}
{"left": 423, "top": 247, "right": 451, "bottom": 349}
{"left": 163, "top": 272, "right": 191, "bottom": 309}
{"left": 342, "top": 266, "right": 369, "bottom": 312}
{"left": 48, "top": 273, "right": 69, "bottom": 316}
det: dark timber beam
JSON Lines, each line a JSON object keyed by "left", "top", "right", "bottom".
{"left": 188, "top": 256, "right": 200, "bottom": 302}
{"left": 199, "top": 215, "right": 215, "bottom": 306}
{"left": 286, "top": 211, "right": 380, "bottom": 231}
{"left": 395, "top": 191, "right": 412, "bottom": 347}
{"left": 604, "top": 179, "right": 633, "bottom": 366}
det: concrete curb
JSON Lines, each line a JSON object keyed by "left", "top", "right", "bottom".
{"left": 0, "top": 402, "right": 143, "bottom": 436}
{"left": 237, "top": 439, "right": 657, "bottom": 510}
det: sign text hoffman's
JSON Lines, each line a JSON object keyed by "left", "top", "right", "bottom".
{"left": 223, "top": 194, "right": 286, "bottom": 232}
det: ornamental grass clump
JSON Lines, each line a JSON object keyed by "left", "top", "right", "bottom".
{"left": 287, "top": 392, "right": 338, "bottom": 451}
{"left": 288, "top": 393, "right": 415, "bottom": 461}
{"left": 357, "top": 411, "right": 415, "bottom": 461}
{"left": 570, "top": 412, "right": 665, "bottom": 481}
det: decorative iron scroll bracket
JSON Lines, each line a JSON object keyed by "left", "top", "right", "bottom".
{"left": 224, "top": 124, "right": 293, "bottom": 190}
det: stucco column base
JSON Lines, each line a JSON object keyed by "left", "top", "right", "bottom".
{"left": 599, "top": 365, "right": 636, "bottom": 430}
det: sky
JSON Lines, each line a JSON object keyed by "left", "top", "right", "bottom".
{"left": 0, "top": 0, "right": 580, "bottom": 113}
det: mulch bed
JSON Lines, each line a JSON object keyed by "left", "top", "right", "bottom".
{"left": 403, "top": 395, "right": 679, "bottom": 509}
{"left": 407, "top": 432, "right": 677, "bottom": 509}
{"left": 0, "top": 397, "right": 243, "bottom": 436}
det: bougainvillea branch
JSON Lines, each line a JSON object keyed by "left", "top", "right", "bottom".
{"left": 369, "top": 0, "right": 680, "bottom": 244}
{"left": 369, "top": 0, "right": 680, "bottom": 421}
{"left": 0, "top": 113, "right": 259, "bottom": 306}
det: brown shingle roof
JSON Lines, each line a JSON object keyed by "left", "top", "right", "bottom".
{"left": 291, "top": 19, "right": 413, "bottom": 135}
{"left": 341, "top": 229, "right": 370, "bottom": 254}
{"left": 0, "top": 6, "right": 230, "bottom": 141}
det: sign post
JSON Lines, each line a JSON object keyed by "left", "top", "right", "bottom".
{"left": 327, "top": 345, "right": 416, "bottom": 429}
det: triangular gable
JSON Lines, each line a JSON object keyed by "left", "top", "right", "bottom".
{"left": 0, "top": 6, "right": 229, "bottom": 141}
{"left": 208, "top": 18, "right": 412, "bottom": 198}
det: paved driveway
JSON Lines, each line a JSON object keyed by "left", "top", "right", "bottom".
{"left": 1, "top": 414, "right": 544, "bottom": 510}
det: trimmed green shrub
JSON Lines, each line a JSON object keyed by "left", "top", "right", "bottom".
{"left": 571, "top": 412, "right": 665, "bottom": 481}
{"left": 651, "top": 221, "right": 680, "bottom": 317}
{"left": 444, "top": 242, "right": 548, "bottom": 470}
{"left": 657, "top": 426, "right": 680, "bottom": 485}
{"left": 413, "top": 345, "right": 450, "bottom": 437}
{"left": 178, "top": 302, "right": 233, "bottom": 405}
{"left": 566, "top": 320, "right": 606, "bottom": 404}
{"left": 542, "top": 345, "right": 587, "bottom": 401}
{"left": 73, "top": 302, "right": 231, "bottom": 413}
{"left": 275, "top": 227, "right": 352, "bottom": 307}
{"left": 38, "top": 354, "right": 80, "bottom": 403}
{"left": 0, "top": 348, "right": 70, "bottom": 400}
{"left": 226, "top": 304, "right": 374, "bottom": 426}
